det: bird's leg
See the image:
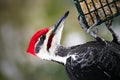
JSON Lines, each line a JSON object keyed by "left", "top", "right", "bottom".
{"left": 105, "top": 20, "right": 120, "bottom": 45}
{"left": 86, "top": 20, "right": 99, "bottom": 38}
{"left": 78, "top": 16, "right": 106, "bottom": 44}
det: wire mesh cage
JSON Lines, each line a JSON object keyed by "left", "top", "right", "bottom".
{"left": 73, "top": 0, "right": 120, "bottom": 27}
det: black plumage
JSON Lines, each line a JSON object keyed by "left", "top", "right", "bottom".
{"left": 56, "top": 41, "right": 120, "bottom": 80}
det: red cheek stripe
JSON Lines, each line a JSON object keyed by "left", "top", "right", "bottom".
{"left": 47, "top": 34, "right": 54, "bottom": 50}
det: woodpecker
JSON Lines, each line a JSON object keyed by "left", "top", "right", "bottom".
{"left": 26, "top": 11, "right": 120, "bottom": 80}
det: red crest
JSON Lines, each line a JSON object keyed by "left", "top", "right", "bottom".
{"left": 26, "top": 28, "right": 49, "bottom": 56}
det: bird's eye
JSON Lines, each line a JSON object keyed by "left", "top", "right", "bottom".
{"left": 34, "top": 35, "right": 46, "bottom": 53}
{"left": 40, "top": 35, "right": 46, "bottom": 40}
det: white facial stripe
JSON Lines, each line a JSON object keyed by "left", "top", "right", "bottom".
{"left": 37, "top": 51, "right": 78, "bottom": 65}
{"left": 49, "top": 24, "right": 64, "bottom": 55}
{"left": 36, "top": 52, "right": 51, "bottom": 61}
{"left": 37, "top": 52, "right": 69, "bottom": 64}
{"left": 34, "top": 38, "right": 40, "bottom": 49}
{"left": 35, "top": 24, "right": 66, "bottom": 64}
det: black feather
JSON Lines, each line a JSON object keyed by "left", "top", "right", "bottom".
{"left": 56, "top": 41, "right": 120, "bottom": 80}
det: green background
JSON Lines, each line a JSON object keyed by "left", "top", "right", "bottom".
{"left": 0, "top": 0, "right": 120, "bottom": 80}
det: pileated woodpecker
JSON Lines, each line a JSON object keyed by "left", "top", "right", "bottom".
{"left": 26, "top": 11, "right": 120, "bottom": 80}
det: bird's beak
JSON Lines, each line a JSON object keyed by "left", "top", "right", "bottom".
{"left": 52, "top": 11, "right": 69, "bottom": 34}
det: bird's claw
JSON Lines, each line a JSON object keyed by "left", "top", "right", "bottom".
{"left": 86, "top": 19, "right": 100, "bottom": 38}
{"left": 78, "top": 16, "right": 106, "bottom": 44}
{"left": 87, "top": 26, "right": 98, "bottom": 35}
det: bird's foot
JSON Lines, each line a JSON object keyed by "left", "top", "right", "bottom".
{"left": 86, "top": 20, "right": 99, "bottom": 38}
{"left": 78, "top": 16, "right": 106, "bottom": 44}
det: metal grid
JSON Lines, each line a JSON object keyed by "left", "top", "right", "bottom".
{"left": 73, "top": 0, "right": 120, "bottom": 27}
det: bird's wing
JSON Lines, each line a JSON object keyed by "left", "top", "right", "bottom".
{"left": 65, "top": 41, "right": 120, "bottom": 80}
{"left": 65, "top": 51, "right": 111, "bottom": 80}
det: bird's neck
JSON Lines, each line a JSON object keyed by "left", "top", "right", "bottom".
{"left": 49, "top": 45, "right": 81, "bottom": 65}
{"left": 49, "top": 45, "right": 69, "bottom": 65}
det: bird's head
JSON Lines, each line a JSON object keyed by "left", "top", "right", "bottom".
{"left": 26, "top": 11, "right": 69, "bottom": 61}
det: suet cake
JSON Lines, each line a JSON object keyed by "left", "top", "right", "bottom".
{"left": 79, "top": 0, "right": 120, "bottom": 26}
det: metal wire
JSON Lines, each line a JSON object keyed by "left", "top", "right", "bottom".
{"left": 73, "top": 0, "right": 120, "bottom": 27}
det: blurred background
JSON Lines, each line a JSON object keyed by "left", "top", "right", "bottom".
{"left": 0, "top": 0, "right": 120, "bottom": 80}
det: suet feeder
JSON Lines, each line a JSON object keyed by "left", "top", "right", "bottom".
{"left": 73, "top": 0, "right": 120, "bottom": 28}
